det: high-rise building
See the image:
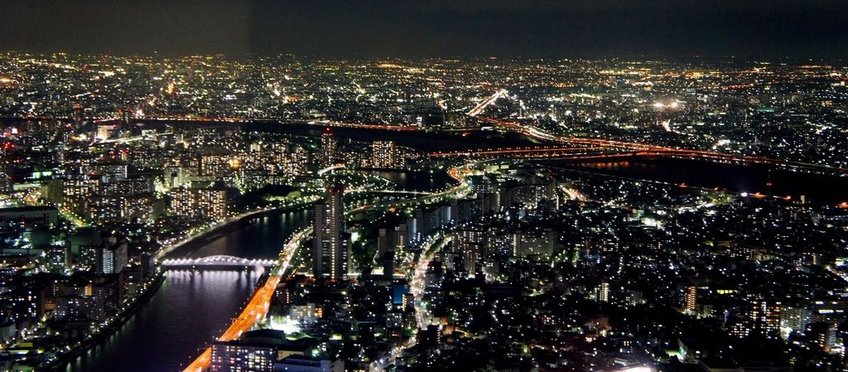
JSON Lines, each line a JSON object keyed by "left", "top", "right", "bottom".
{"left": 312, "top": 184, "right": 346, "bottom": 280}
{"left": 684, "top": 286, "right": 697, "bottom": 313}
{"left": 319, "top": 128, "right": 336, "bottom": 168}
{"left": 211, "top": 342, "right": 276, "bottom": 372}
{"left": 79, "top": 239, "right": 127, "bottom": 274}
{"left": 371, "top": 141, "right": 398, "bottom": 168}
{"left": 101, "top": 242, "right": 128, "bottom": 274}
{"left": 749, "top": 297, "right": 782, "bottom": 338}
{"left": 211, "top": 329, "right": 312, "bottom": 372}
{"left": 598, "top": 282, "right": 610, "bottom": 303}
{"left": 780, "top": 306, "right": 812, "bottom": 335}
{"left": 806, "top": 322, "right": 838, "bottom": 352}
{"left": 512, "top": 230, "right": 555, "bottom": 258}
{"left": 454, "top": 227, "right": 485, "bottom": 275}
{"left": 0, "top": 172, "right": 11, "bottom": 193}
{"left": 170, "top": 186, "right": 231, "bottom": 220}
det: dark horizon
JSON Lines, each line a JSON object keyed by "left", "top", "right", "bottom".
{"left": 1, "top": 0, "right": 847, "bottom": 61}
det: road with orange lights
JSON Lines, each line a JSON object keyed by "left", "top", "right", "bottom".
{"left": 182, "top": 227, "right": 312, "bottom": 372}
{"left": 182, "top": 175, "right": 469, "bottom": 371}
{"left": 182, "top": 279, "right": 279, "bottom": 371}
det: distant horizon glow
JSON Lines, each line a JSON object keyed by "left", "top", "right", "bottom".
{"left": 1, "top": 1, "right": 847, "bottom": 59}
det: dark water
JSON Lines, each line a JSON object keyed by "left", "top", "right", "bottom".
{"left": 65, "top": 168, "right": 440, "bottom": 372}
{"left": 175, "top": 209, "right": 312, "bottom": 260}
{"left": 245, "top": 122, "right": 543, "bottom": 152}
{"left": 67, "top": 269, "right": 266, "bottom": 372}
{"left": 541, "top": 157, "right": 848, "bottom": 205}
{"left": 372, "top": 169, "right": 454, "bottom": 192}
{"left": 67, "top": 209, "right": 311, "bottom": 372}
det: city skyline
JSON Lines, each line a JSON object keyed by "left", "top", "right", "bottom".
{"left": 0, "top": 2, "right": 846, "bottom": 371}
{"left": 0, "top": 51, "right": 845, "bottom": 370}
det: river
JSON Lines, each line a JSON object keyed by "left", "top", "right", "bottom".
{"left": 65, "top": 169, "right": 448, "bottom": 372}
{"left": 538, "top": 157, "right": 848, "bottom": 205}
{"left": 66, "top": 209, "right": 311, "bottom": 372}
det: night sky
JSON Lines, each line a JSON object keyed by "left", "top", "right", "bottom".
{"left": 1, "top": 0, "right": 847, "bottom": 59}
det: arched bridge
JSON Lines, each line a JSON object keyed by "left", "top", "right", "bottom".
{"left": 160, "top": 255, "right": 276, "bottom": 268}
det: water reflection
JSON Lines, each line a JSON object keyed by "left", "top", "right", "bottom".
{"left": 67, "top": 208, "right": 311, "bottom": 372}
{"left": 545, "top": 158, "right": 848, "bottom": 205}
{"left": 67, "top": 269, "right": 263, "bottom": 372}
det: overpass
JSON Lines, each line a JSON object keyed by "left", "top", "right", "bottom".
{"left": 317, "top": 164, "right": 346, "bottom": 175}
{"left": 160, "top": 255, "right": 276, "bottom": 269}
{"left": 432, "top": 144, "right": 848, "bottom": 176}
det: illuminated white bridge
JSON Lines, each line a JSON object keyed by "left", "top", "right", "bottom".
{"left": 160, "top": 255, "right": 276, "bottom": 268}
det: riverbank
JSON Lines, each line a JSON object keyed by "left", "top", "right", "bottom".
{"left": 58, "top": 202, "right": 314, "bottom": 371}
{"left": 50, "top": 270, "right": 166, "bottom": 371}
{"left": 181, "top": 226, "right": 313, "bottom": 371}
{"left": 535, "top": 157, "right": 848, "bottom": 205}
{"left": 157, "top": 198, "right": 318, "bottom": 260}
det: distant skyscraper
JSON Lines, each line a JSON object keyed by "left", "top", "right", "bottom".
{"left": 312, "top": 183, "right": 346, "bottom": 280}
{"left": 598, "top": 282, "right": 610, "bottom": 303}
{"left": 80, "top": 239, "right": 128, "bottom": 274}
{"left": 320, "top": 128, "right": 336, "bottom": 168}
{"left": 372, "top": 140, "right": 398, "bottom": 168}
{"left": 170, "top": 186, "right": 231, "bottom": 220}
{"left": 684, "top": 285, "right": 697, "bottom": 313}
{"left": 749, "top": 297, "right": 782, "bottom": 338}
{"left": 101, "top": 242, "right": 128, "bottom": 274}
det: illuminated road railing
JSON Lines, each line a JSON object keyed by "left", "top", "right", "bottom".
{"left": 317, "top": 164, "right": 346, "bottom": 175}
{"left": 345, "top": 189, "right": 433, "bottom": 196}
{"left": 429, "top": 146, "right": 603, "bottom": 159}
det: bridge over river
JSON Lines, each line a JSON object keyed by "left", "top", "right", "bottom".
{"left": 160, "top": 255, "right": 277, "bottom": 269}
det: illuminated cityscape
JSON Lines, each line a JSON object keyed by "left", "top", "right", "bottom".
{"left": 0, "top": 1, "right": 847, "bottom": 372}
